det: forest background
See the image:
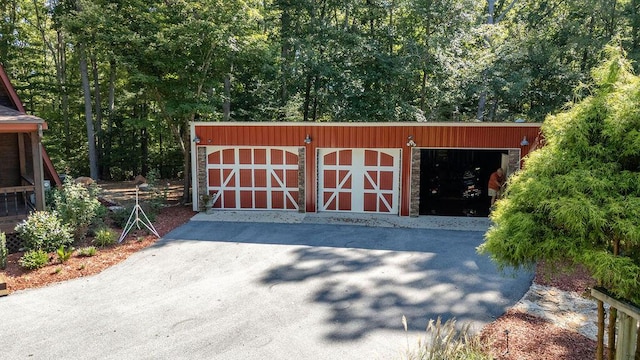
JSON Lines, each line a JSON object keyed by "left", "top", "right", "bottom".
{"left": 2, "top": 0, "right": 639, "bottom": 189}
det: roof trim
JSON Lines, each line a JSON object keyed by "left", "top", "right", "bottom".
{"left": 42, "top": 146, "right": 62, "bottom": 186}
{"left": 191, "top": 121, "right": 542, "bottom": 127}
{"left": 0, "top": 63, "right": 26, "bottom": 112}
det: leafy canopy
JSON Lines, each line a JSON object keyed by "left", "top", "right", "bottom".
{"left": 479, "top": 45, "right": 640, "bottom": 303}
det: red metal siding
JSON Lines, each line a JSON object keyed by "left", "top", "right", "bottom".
{"left": 194, "top": 123, "right": 541, "bottom": 216}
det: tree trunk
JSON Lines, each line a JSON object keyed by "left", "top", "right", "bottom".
{"left": 79, "top": 44, "right": 99, "bottom": 180}
{"left": 223, "top": 66, "right": 232, "bottom": 121}
{"left": 476, "top": 0, "right": 518, "bottom": 121}
{"left": 91, "top": 54, "right": 103, "bottom": 178}
{"left": 476, "top": 81, "right": 488, "bottom": 121}
{"left": 141, "top": 127, "right": 149, "bottom": 176}
{"left": 279, "top": 5, "right": 291, "bottom": 109}
{"left": 303, "top": 74, "right": 313, "bottom": 122}
{"left": 104, "top": 58, "right": 116, "bottom": 180}
{"left": 172, "top": 122, "right": 191, "bottom": 203}
{"left": 419, "top": 69, "right": 428, "bottom": 113}
{"left": 476, "top": 0, "right": 495, "bottom": 121}
{"left": 632, "top": 0, "right": 640, "bottom": 52}
{"left": 60, "top": 32, "right": 70, "bottom": 160}
{"left": 311, "top": 75, "right": 320, "bottom": 121}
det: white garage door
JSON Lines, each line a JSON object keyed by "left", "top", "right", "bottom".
{"left": 206, "top": 147, "right": 299, "bottom": 210}
{"left": 318, "top": 148, "right": 400, "bottom": 213}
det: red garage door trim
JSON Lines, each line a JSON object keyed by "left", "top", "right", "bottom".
{"left": 207, "top": 147, "right": 299, "bottom": 210}
{"left": 318, "top": 148, "right": 400, "bottom": 214}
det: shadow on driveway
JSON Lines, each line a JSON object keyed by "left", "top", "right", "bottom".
{"left": 164, "top": 221, "right": 532, "bottom": 341}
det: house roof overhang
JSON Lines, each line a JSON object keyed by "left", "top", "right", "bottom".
{"left": 0, "top": 105, "right": 48, "bottom": 133}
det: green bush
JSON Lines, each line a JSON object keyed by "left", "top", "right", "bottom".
{"left": 56, "top": 246, "right": 73, "bottom": 263}
{"left": 0, "top": 232, "right": 7, "bottom": 270}
{"left": 19, "top": 250, "right": 50, "bottom": 270}
{"left": 15, "top": 211, "right": 73, "bottom": 252}
{"left": 52, "top": 178, "right": 102, "bottom": 241}
{"left": 93, "top": 228, "right": 116, "bottom": 247}
{"left": 403, "top": 316, "right": 490, "bottom": 360}
{"left": 109, "top": 207, "right": 130, "bottom": 229}
{"left": 77, "top": 246, "right": 97, "bottom": 257}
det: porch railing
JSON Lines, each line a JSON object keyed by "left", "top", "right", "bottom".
{"left": 0, "top": 186, "right": 36, "bottom": 218}
{"left": 592, "top": 287, "right": 640, "bottom": 360}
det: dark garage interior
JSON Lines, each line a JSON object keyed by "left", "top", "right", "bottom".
{"left": 419, "top": 149, "right": 508, "bottom": 217}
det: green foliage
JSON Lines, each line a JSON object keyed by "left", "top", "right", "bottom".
{"left": 15, "top": 211, "right": 73, "bottom": 252}
{"left": 19, "top": 250, "right": 50, "bottom": 270}
{"left": 403, "top": 316, "right": 490, "bottom": 360}
{"left": 56, "top": 246, "right": 73, "bottom": 263}
{"left": 109, "top": 207, "right": 132, "bottom": 229}
{"left": 0, "top": 232, "right": 7, "bottom": 270}
{"left": 77, "top": 246, "right": 97, "bottom": 257}
{"left": 4, "top": 0, "right": 640, "bottom": 180}
{"left": 93, "top": 228, "right": 116, "bottom": 248}
{"left": 479, "top": 46, "right": 640, "bottom": 303}
{"left": 52, "top": 178, "right": 102, "bottom": 241}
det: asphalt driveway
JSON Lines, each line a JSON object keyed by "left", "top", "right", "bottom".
{"left": 0, "top": 220, "right": 532, "bottom": 360}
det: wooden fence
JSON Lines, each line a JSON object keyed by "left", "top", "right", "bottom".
{"left": 592, "top": 287, "right": 640, "bottom": 360}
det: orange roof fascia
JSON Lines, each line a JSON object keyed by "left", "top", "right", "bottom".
{"left": 42, "top": 146, "right": 62, "bottom": 186}
{"left": 0, "top": 123, "right": 42, "bottom": 132}
{"left": 0, "top": 63, "right": 26, "bottom": 113}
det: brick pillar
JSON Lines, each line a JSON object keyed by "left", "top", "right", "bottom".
{"left": 409, "top": 147, "right": 421, "bottom": 217}
{"left": 197, "top": 147, "right": 207, "bottom": 210}
{"left": 298, "top": 147, "right": 306, "bottom": 213}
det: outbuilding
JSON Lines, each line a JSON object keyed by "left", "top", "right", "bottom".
{"left": 190, "top": 122, "right": 541, "bottom": 217}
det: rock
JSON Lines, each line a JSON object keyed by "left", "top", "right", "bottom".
{"left": 75, "top": 176, "right": 95, "bottom": 185}
{"left": 133, "top": 175, "right": 147, "bottom": 185}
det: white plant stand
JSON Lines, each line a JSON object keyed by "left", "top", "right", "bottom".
{"left": 118, "top": 186, "right": 160, "bottom": 243}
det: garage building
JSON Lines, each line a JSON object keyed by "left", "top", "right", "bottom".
{"left": 191, "top": 122, "right": 541, "bottom": 217}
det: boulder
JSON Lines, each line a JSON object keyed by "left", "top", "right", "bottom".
{"left": 133, "top": 175, "right": 147, "bottom": 185}
{"left": 75, "top": 176, "right": 95, "bottom": 185}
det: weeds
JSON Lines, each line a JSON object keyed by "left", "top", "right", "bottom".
{"left": 77, "top": 247, "right": 97, "bottom": 257}
{"left": 403, "top": 316, "right": 490, "bottom": 360}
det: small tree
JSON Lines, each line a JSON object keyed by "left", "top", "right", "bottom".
{"left": 478, "top": 45, "right": 640, "bottom": 304}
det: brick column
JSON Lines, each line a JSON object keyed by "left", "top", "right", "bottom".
{"left": 409, "top": 147, "right": 421, "bottom": 217}
{"left": 197, "top": 147, "right": 207, "bottom": 210}
{"left": 298, "top": 147, "right": 306, "bottom": 213}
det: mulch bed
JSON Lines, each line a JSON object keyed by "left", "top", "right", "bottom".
{"left": 1, "top": 204, "right": 195, "bottom": 293}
